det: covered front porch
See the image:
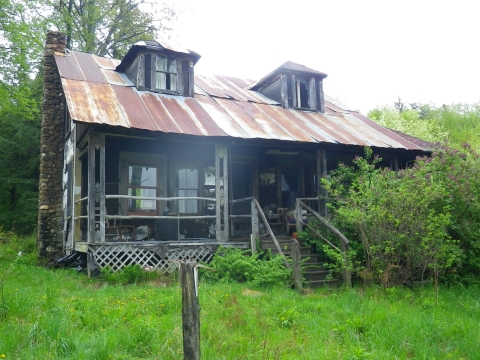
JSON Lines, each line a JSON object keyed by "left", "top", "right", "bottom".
{"left": 65, "top": 128, "right": 378, "bottom": 274}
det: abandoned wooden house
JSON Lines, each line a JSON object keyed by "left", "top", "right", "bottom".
{"left": 38, "top": 31, "right": 430, "bottom": 275}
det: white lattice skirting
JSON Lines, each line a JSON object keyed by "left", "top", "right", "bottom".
{"left": 89, "top": 243, "right": 218, "bottom": 273}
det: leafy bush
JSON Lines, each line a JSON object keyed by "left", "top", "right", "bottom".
{"left": 314, "top": 147, "right": 470, "bottom": 288}
{"left": 200, "top": 247, "right": 292, "bottom": 287}
{"left": 418, "top": 145, "right": 480, "bottom": 284}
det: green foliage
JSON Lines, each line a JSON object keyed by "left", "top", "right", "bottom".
{"left": 369, "top": 100, "right": 480, "bottom": 151}
{"left": 417, "top": 145, "right": 480, "bottom": 284}
{"left": 368, "top": 105, "right": 448, "bottom": 143}
{"left": 0, "top": 1, "right": 44, "bottom": 234}
{"left": 100, "top": 264, "right": 160, "bottom": 284}
{"left": 277, "top": 306, "right": 300, "bottom": 328}
{"left": 0, "top": 230, "right": 38, "bottom": 265}
{"left": 429, "top": 103, "right": 480, "bottom": 151}
{"left": 2, "top": 246, "right": 480, "bottom": 360}
{"left": 320, "top": 148, "right": 465, "bottom": 287}
{"left": 0, "top": 0, "right": 179, "bottom": 232}
{"left": 43, "top": 0, "right": 178, "bottom": 58}
{"left": 201, "top": 247, "right": 292, "bottom": 287}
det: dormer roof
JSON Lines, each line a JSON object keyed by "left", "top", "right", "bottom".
{"left": 116, "top": 39, "right": 201, "bottom": 72}
{"left": 250, "top": 61, "right": 327, "bottom": 91}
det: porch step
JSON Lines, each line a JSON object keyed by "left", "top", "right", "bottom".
{"left": 304, "top": 270, "right": 330, "bottom": 281}
{"left": 260, "top": 241, "right": 312, "bottom": 256}
{"left": 259, "top": 238, "right": 340, "bottom": 289}
{"left": 308, "top": 278, "right": 342, "bottom": 289}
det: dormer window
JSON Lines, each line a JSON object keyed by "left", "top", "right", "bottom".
{"left": 116, "top": 40, "right": 201, "bottom": 98}
{"left": 250, "top": 61, "right": 327, "bottom": 113}
{"left": 155, "top": 56, "right": 177, "bottom": 91}
{"left": 295, "top": 78, "right": 309, "bottom": 109}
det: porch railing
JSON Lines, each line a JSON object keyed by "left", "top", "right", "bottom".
{"left": 229, "top": 196, "right": 289, "bottom": 267}
{"left": 295, "top": 198, "right": 351, "bottom": 287}
{"left": 74, "top": 196, "right": 217, "bottom": 242}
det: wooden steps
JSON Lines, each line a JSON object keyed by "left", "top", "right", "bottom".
{"left": 259, "top": 238, "right": 341, "bottom": 289}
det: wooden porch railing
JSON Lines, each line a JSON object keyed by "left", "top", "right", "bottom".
{"left": 229, "top": 196, "right": 289, "bottom": 268}
{"left": 295, "top": 198, "right": 351, "bottom": 287}
{"left": 74, "top": 195, "right": 217, "bottom": 243}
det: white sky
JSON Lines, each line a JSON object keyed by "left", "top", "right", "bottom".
{"left": 168, "top": 0, "right": 480, "bottom": 113}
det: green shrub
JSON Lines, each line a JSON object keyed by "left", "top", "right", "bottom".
{"left": 311, "top": 147, "right": 469, "bottom": 288}
{"left": 100, "top": 264, "right": 160, "bottom": 284}
{"left": 200, "top": 247, "right": 292, "bottom": 287}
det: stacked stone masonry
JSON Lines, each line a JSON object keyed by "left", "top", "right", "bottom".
{"left": 37, "top": 31, "right": 66, "bottom": 264}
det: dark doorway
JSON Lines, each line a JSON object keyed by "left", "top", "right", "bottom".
{"left": 230, "top": 162, "right": 254, "bottom": 235}
{"left": 281, "top": 168, "right": 301, "bottom": 209}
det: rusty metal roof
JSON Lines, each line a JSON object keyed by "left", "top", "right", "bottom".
{"left": 55, "top": 51, "right": 424, "bottom": 150}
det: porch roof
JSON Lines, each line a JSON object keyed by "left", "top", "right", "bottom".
{"left": 55, "top": 51, "right": 425, "bottom": 151}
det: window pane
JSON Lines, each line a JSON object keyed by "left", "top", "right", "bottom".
{"left": 174, "top": 164, "right": 199, "bottom": 213}
{"left": 155, "top": 72, "right": 166, "bottom": 89}
{"left": 186, "top": 190, "right": 198, "bottom": 214}
{"left": 169, "top": 74, "right": 177, "bottom": 91}
{"left": 167, "top": 58, "right": 177, "bottom": 72}
{"left": 128, "top": 188, "right": 156, "bottom": 212}
{"left": 156, "top": 56, "right": 166, "bottom": 71}
{"left": 129, "top": 165, "right": 156, "bottom": 187}
{"left": 176, "top": 168, "right": 187, "bottom": 188}
{"left": 186, "top": 168, "right": 198, "bottom": 188}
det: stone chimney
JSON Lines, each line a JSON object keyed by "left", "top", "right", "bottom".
{"left": 38, "top": 31, "right": 66, "bottom": 264}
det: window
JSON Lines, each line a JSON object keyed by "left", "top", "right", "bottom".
{"left": 173, "top": 164, "right": 198, "bottom": 214}
{"left": 127, "top": 163, "right": 157, "bottom": 214}
{"left": 295, "top": 80, "right": 309, "bottom": 108}
{"left": 155, "top": 56, "right": 177, "bottom": 91}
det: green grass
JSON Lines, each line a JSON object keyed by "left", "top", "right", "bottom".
{"left": 1, "top": 234, "right": 479, "bottom": 359}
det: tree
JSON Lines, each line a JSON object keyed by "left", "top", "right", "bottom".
{"left": 43, "top": 0, "right": 178, "bottom": 58}
{"left": 0, "top": 0, "right": 45, "bottom": 233}
{"left": 0, "top": 0, "right": 178, "bottom": 233}
{"left": 368, "top": 105, "right": 448, "bottom": 144}
{"left": 369, "top": 100, "right": 480, "bottom": 151}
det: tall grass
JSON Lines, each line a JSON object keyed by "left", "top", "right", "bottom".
{"left": 1, "top": 233, "right": 479, "bottom": 359}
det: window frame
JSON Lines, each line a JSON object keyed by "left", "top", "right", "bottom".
{"left": 153, "top": 55, "right": 178, "bottom": 93}
{"left": 126, "top": 162, "right": 159, "bottom": 216}
{"left": 119, "top": 152, "right": 167, "bottom": 217}
{"left": 170, "top": 161, "right": 202, "bottom": 215}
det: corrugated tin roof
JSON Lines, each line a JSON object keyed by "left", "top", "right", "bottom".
{"left": 55, "top": 51, "right": 424, "bottom": 151}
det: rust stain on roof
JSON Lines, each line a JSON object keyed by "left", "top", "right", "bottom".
{"left": 55, "top": 51, "right": 423, "bottom": 151}
{"left": 195, "top": 96, "right": 249, "bottom": 138}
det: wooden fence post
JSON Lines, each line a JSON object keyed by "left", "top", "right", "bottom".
{"left": 179, "top": 261, "right": 200, "bottom": 360}
{"left": 291, "top": 238, "right": 303, "bottom": 293}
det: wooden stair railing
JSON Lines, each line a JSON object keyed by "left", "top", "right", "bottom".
{"left": 229, "top": 196, "right": 289, "bottom": 268}
{"left": 296, "top": 199, "right": 351, "bottom": 287}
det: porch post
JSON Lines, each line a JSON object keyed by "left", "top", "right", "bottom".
{"left": 295, "top": 200, "right": 303, "bottom": 233}
{"left": 215, "top": 143, "right": 229, "bottom": 241}
{"left": 251, "top": 200, "right": 259, "bottom": 251}
{"left": 390, "top": 152, "right": 399, "bottom": 171}
{"left": 223, "top": 145, "right": 229, "bottom": 240}
{"left": 87, "top": 132, "right": 96, "bottom": 243}
{"left": 73, "top": 134, "right": 82, "bottom": 244}
{"left": 316, "top": 150, "right": 328, "bottom": 216}
{"left": 99, "top": 134, "right": 106, "bottom": 243}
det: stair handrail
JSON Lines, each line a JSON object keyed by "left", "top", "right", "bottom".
{"left": 228, "top": 196, "right": 289, "bottom": 268}
{"left": 296, "top": 199, "right": 351, "bottom": 287}
{"left": 251, "top": 197, "right": 290, "bottom": 268}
